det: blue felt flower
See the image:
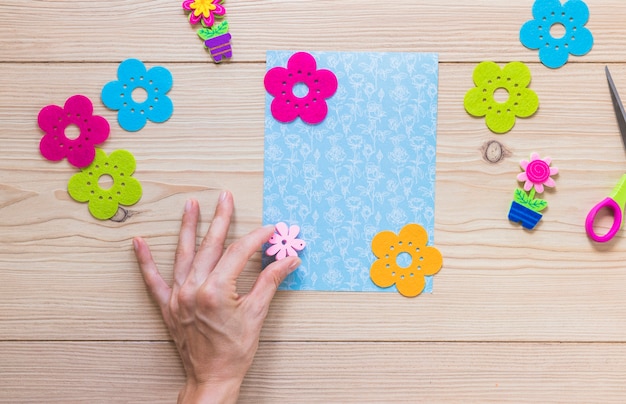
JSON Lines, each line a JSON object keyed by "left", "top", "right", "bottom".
{"left": 101, "top": 59, "right": 173, "bottom": 132}
{"left": 520, "top": 0, "right": 593, "bottom": 69}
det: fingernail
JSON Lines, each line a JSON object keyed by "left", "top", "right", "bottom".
{"left": 185, "top": 199, "right": 193, "bottom": 212}
{"left": 289, "top": 258, "right": 301, "bottom": 271}
{"left": 219, "top": 190, "right": 228, "bottom": 203}
{"left": 132, "top": 238, "right": 139, "bottom": 251}
{"left": 264, "top": 224, "right": 276, "bottom": 234}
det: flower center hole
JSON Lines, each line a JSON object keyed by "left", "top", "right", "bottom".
{"left": 493, "top": 88, "right": 510, "bottom": 104}
{"left": 550, "top": 23, "right": 566, "bottom": 39}
{"left": 131, "top": 87, "right": 148, "bottom": 103}
{"left": 396, "top": 252, "right": 413, "bottom": 269}
{"left": 292, "top": 82, "right": 309, "bottom": 98}
{"left": 64, "top": 123, "right": 81, "bottom": 140}
{"left": 98, "top": 174, "right": 114, "bottom": 190}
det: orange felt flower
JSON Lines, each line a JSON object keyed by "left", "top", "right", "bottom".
{"left": 370, "top": 224, "right": 443, "bottom": 297}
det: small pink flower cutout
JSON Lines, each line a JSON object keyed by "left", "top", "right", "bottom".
{"left": 38, "top": 95, "right": 110, "bottom": 168}
{"left": 264, "top": 52, "right": 338, "bottom": 125}
{"left": 517, "top": 152, "right": 558, "bottom": 193}
{"left": 266, "top": 222, "right": 306, "bottom": 260}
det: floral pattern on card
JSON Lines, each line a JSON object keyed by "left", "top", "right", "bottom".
{"left": 263, "top": 51, "right": 439, "bottom": 292}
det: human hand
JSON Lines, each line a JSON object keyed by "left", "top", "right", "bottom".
{"left": 133, "top": 191, "right": 300, "bottom": 403}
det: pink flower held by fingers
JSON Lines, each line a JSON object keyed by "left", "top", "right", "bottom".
{"left": 38, "top": 95, "right": 110, "bottom": 168}
{"left": 264, "top": 52, "right": 338, "bottom": 125}
{"left": 517, "top": 152, "right": 558, "bottom": 193}
{"left": 266, "top": 222, "right": 306, "bottom": 260}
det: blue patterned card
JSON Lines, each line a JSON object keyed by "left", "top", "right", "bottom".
{"left": 263, "top": 51, "right": 439, "bottom": 292}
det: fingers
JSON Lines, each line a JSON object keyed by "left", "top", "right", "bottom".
{"left": 193, "top": 191, "right": 234, "bottom": 281}
{"left": 247, "top": 256, "right": 300, "bottom": 309}
{"left": 133, "top": 237, "right": 171, "bottom": 309}
{"left": 173, "top": 199, "right": 200, "bottom": 286}
{"left": 209, "top": 224, "right": 276, "bottom": 283}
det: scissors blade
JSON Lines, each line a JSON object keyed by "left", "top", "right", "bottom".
{"left": 605, "top": 66, "right": 626, "bottom": 150}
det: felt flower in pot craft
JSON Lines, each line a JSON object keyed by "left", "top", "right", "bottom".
{"left": 264, "top": 52, "right": 338, "bottom": 125}
{"left": 198, "top": 20, "right": 232, "bottom": 63}
{"left": 265, "top": 222, "right": 306, "bottom": 260}
{"left": 370, "top": 224, "right": 443, "bottom": 298}
{"left": 464, "top": 61, "right": 539, "bottom": 134}
{"left": 520, "top": 0, "right": 593, "bottom": 69}
{"left": 68, "top": 148, "right": 142, "bottom": 220}
{"left": 101, "top": 59, "right": 173, "bottom": 132}
{"left": 182, "top": 0, "right": 226, "bottom": 27}
{"left": 508, "top": 153, "right": 559, "bottom": 230}
{"left": 38, "top": 95, "right": 109, "bottom": 168}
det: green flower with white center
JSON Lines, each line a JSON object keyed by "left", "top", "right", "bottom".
{"left": 68, "top": 148, "right": 142, "bottom": 220}
{"left": 464, "top": 61, "right": 539, "bottom": 134}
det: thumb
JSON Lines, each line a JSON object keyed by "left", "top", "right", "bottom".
{"left": 247, "top": 256, "right": 300, "bottom": 308}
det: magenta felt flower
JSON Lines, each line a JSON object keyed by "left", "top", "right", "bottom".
{"left": 182, "top": 0, "right": 225, "bottom": 27}
{"left": 517, "top": 152, "right": 558, "bottom": 193}
{"left": 264, "top": 52, "right": 338, "bottom": 125}
{"left": 266, "top": 222, "right": 306, "bottom": 260}
{"left": 38, "top": 95, "right": 110, "bottom": 168}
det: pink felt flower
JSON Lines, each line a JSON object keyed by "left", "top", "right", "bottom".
{"left": 264, "top": 52, "right": 338, "bottom": 125}
{"left": 182, "top": 0, "right": 225, "bottom": 27}
{"left": 266, "top": 222, "right": 306, "bottom": 260}
{"left": 38, "top": 95, "right": 110, "bottom": 168}
{"left": 517, "top": 152, "right": 558, "bottom": 193}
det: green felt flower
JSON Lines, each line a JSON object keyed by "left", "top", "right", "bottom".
{"left": 68, "top": 148, "right": 142, "bottom": 220}
{"left": 464, "top": 61, "right": 539, "bottom": 134}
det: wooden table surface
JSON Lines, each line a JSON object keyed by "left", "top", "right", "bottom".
{"left": 3, "top": 1, "right": 626, "bottom": 402}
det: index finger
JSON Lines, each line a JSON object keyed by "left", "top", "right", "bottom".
{"left": 246, "top": 256, "right": 300, "bottom": 310}
{"left": 208, "top": 224, "right": 276, "bottom": 282}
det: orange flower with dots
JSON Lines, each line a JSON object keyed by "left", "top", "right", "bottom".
{"left": 370, "top": 224, "right": 443, "bottom": 297}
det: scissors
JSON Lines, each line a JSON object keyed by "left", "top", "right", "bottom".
{"left": 585, "top": 67, "right": 626, "bottom": 242}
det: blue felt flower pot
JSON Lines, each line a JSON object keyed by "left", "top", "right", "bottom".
{"left": 508, "top": 201, "right": 542, "bottom": 230}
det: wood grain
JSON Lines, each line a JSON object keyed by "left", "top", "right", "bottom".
{"left": 3, "top": 62, "right": 626, "bottom": 342}
{"left": 2, "top": 341, "right": 626, "bottom": 403}
{"left": 2, "top": 0, "right": 626, "bottom": 402}
{"left": 1, "top": 1, "right": 625, "bottom": 63}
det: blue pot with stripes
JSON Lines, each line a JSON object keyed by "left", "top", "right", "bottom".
{"left": 508, "top": 201, "right": 542, "bottom": 230}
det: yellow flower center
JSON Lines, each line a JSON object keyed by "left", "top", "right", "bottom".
{"left": 191, "top": 0, "right": 217, "bottom": 17}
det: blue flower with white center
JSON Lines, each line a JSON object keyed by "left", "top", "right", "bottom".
{"left": 520, "top": 0, "right": 593, "bottom": 69}
{"left": 101, "top": 59, "right": 173, "bottom": 131}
